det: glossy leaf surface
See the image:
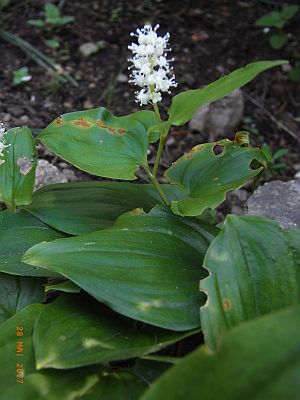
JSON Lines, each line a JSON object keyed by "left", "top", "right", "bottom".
{"left": 24, "top": 207, "right": 218, "bottom": 330}
{"left": 23, "top": 181, "right": 187, "bottom": 235}
{"left": 200, "top": 215, "right": 300, "bottom": 349}
{"left": 165, "top": 137, "right": 267, "bottom": 216}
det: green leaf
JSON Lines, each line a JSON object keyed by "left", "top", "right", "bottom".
{"left": 272, "top": 148, "right": 288, "bottom": 160}
{"left": 78, "top": 370, "right": 148, "bottom": 400}
{"left": 167, "top": 61, "right": 287, "bottom": 125}
{"left": 23, "top": 181, "right": 187, "bottom": 235}
{"left": 148, "top": 121, "right": 171, "bottom": 144}
{"left": 45, "top": 3, "right": 60, "bottom": 19}
{"left": 270, "top": 33, "right": 287, "bottom": 50}
{"left": 165, "top": 136, "right": 267, "bottom": 217}
{"left": 0, "top": 273, "right": 44, "bottom": 324}
{"left": 289, "top": 65, "right": 300, "bottom": 82}
{"left": 23, "top": 206, "right": 218, "bottom": 330}
{"left": 0, "top": 210, "right": 64, "bottom": 277}
{"left": 45, "top": 280, "right": 81, "bottom": 293}
{"left": 27, "top": 19, "right": 45, "bottom": 27}
{"left": 0, "top": 126, "right": 37, "bottom": 209}
{"left": 281, "top": 4, "right": 299, "bottom": 20}
{"left": 33, "top": 294, "right": 199, "bottom": 369}
{"left": 56, "top": 15, "right": 75, "bottom": 25}
{"left": 38, "top": 108, "right": 153, "bottom": 180}
{"left": 255, "top": 11, "right": 285, "bottom": 28}
{"left": 1, "top": 366, "right": 150, "bottom": 400}
{"left": 0, "top": 305, "right": 150, "bottom": 400}
{"left": 200, "top": 215, "right": 300, "bottom": 349}
{"left": 0, "top": 304, "right": 43, "bottom": 393}
{"left": 13, "top": 67, "right": 31, "bottom": 86}
{"left": 45, "top": 38, "right": 60, "bottom": 48}
{"left": 142, "top": 304, "right": 300, "bottom": 400}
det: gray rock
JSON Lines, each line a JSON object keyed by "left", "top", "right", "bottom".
{"left": 189, "top": 89, "right": 244, "bottom": 139}
{"left": 79, "top": 40, "right": 107, "bottom": 58}
{"left": 247, "top": 180, "right": 300, "bottom": 229}
{"left": 116, "top": 73, "right": 128, "bottom": 83}
{"left": 79, "top": 42, "right": 99, "bottom": 57}
{"left": 34, "top": 160, "right": 68, "bottom": 190}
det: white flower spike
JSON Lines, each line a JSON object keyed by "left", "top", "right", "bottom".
{"left": 128, "top": 24, "right": 177, "bottom": 106}
{"left": 0, "top": 122, "right": 10, "bottom": 165}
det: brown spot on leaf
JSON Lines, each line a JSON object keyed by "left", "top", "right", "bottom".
{"left": 74, "top": 118, "right": 92, "bottom": 128}
{"left": 223, "top": 299, "right": 231, "bottom": 311}
{"left": 131, "top": 208, "right": 143, "bottom": 215}
{"left": 96, "top": 120, "right": 126, "bottom": 135}
{"left": 55, "top": 117, "right": 64, "bottom": 126}
{"left": 17, "top": 157, "right": 32, "bottom": 175}
{"left": 186, "top": 144, "right": 203, "bottom": 159}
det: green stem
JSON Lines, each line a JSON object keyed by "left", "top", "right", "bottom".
{"left": 151, "top": 102, "right": 170, "bottom": 177}
{"left": 145, "top": 165, "right": 170, "bottom": 206}
{"left": 153, "top": 102, "right": 161, "bottom": 122}
{"left": 153, "top": 133, "right": 167, "bottom": 177}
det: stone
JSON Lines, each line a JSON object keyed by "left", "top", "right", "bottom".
{"left": 19, "top": 115, "right": 29, "bottom": 124}
{"left": 79, "top": 42, "right": 99, "bottom": 57}
{"left": 34, "top": 159, "right": 68, "bottom": 190}
{"left": 189, "top": 89, "right": 244, "bottom": 139}
{"left": 83, "top": 99, "right": 94, "bottom": 109}
{"left": 116, "top": 73, "right": 128, "bottom": 83}
{"left": 79, "top": 41, "right": 107, "bottom": 58}
{"left": 246, "top": 180, "right": 300, "bottom": 229}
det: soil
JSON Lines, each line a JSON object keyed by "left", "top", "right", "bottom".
{"left": 1, "top": 0, "right": 299, "bottom": 215}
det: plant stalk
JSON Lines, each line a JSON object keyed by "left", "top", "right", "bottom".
{"left": 145, "top": 165, "right": 170, "bottom": 206}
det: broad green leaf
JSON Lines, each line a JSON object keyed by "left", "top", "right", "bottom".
{"left": 281, "top": 4, "right": 299, "bottom": 20}
{"left": 0, "top": 273, "right": 44, "bottom": 324}
{"left": 0, "top": 305, "right": 150, "bottom": 400}
{"left": 0, "top": 126, "right": 37, "bottom": 209}
{"left": 255, "top": 11, "right": 285, "bottom": 28}
{"left": 78, "top": 370, "right": 148, "bottom": 400}
{"left": 167, "top": 61, "right": 286, "bottom": 125}
{"left": 23, "top": 181, "right": 187, "bottom": 235}
{"left": 0, "top": 210, "right": 64, "bottom": 276}
{"left": 38, "top": 108, "right": 154, "bottom": 180}
{"left": 142, "top": 304, "right": 300, "bottom": 400}
{"left": 45, "top": 280, "right": 81, "bottom": 293}
{"left": 200, "top": 215, "right": 300, "bottom": 349}
{"left": 165, "top": 136, "right": 267, "bottom": 216}
{"left": 1, "top": 366, "right": 150, "bottom": 400}
{"left": 23, "top": 206, "right": 218, "bottom": 330}
{"left": 127, "top": 110, "right": 159, "bottom": 143}
{"left": 33, "top": 294, "right": 198, "bottom": 369}
{"left": 270, "top": 33, "right": 287, "bottom": 49}
{"left": 27, "top": 19, "right": 45, "bottom": 27}
{"left": 0, "top": 304, "right": 43, "bottom": 393}
{"left": 147, "top": 121, "right": 171, "bottom": 144}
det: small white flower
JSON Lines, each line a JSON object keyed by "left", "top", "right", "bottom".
{"left": 0, "top": 122, "right": 10, "bottom": 165}
{"left": 263, "top": 27, "right": 270, "bottom": 34}
{"left": 128, "top": 24, "right": 177, "bottom": 105}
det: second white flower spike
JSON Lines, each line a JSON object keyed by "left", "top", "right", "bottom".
{"left": 128, "top": 24, "right": 177, "bottom": 106}
{"left": 0, "top": 123, "right": 10, "bottom": 165}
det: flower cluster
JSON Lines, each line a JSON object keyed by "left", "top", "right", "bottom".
{"left": 128, "top": 24, "right": 177, "bottom": 106}
{"left": 0, "top": 123, "right": 9, "bottom": 165}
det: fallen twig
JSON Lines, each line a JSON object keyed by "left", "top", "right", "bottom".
{"left": 245, "top": 92, "right": 300, "bottom": 145}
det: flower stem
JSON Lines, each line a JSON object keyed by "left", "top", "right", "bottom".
{"left": 145, "top": 165, "right": 170, "bottom": 206}
{"left": 153, "top": 133, "right": 167, "bottom": 177}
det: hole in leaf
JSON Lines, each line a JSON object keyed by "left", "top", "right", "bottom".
{"left": 212, "top": 144, "right": 224, "bottom": 156}
{"left": 249, "top": 159, "right": 261, "bottom": 171}
{"left": 17, "top": 157, "right": 32, "bottom": 175}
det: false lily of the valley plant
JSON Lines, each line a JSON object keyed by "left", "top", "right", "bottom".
{"left": 0, "top": 25, "right": 299, "bottom": 399}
